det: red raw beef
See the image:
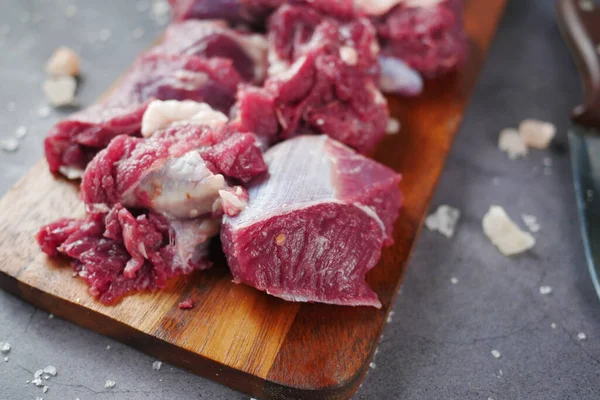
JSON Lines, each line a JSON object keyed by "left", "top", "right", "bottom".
{"left": 221, "top": 135, "right": 402, "bottom": 308}
{"left": 375, "top": 0, "right": 467, "bottom": 78}
{"left": 36, "top": 207, "right": 219, "bottom": 303}
{"left": 232, "top": 5, "right": 389, "bottom": 153}
{"left": 153, "top": 20, "right": 268, "bottom": 83}
{"left": 169, "top": 0, "right": 282, "bottom": 26}
{"left": 81, "top": 123, "right": 265, "bottom": 217}
{"left": 45, "top": 52, "right": 243, "bottom": 178}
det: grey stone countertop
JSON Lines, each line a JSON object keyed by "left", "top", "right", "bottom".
{"left": 1, "top": 1, "right": 599, "bottom": 399}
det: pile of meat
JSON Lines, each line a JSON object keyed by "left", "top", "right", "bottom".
{"left": 37, "top": 0, "right": 466, "bottom": 307}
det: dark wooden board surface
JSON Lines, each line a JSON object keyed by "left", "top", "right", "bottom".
{"left": 0, "top": 1, "right": 507, "bottom": 399}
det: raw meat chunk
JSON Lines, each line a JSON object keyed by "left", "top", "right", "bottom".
{"left": 234, "top": 5, "right": 389, "bottom": 153}
{"left": 375, "top": 0, "right": 467, "bottom": 77}
{"left": 45, "top": 52, "right": 243, "bottom": 177}
{"left": 153, "top": 20, "right": 268, "bottom": 83}
{"left": 81, "top": 122, "right": 265, "bottom": 217}
{"left": 221, "top": 135, "right": 402, "bottom": 308}
{"left": 36, "top": 206, "right": 218, "bottom": 303}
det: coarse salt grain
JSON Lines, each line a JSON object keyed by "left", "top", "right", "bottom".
{"left": 43, "top": 76, "right": 77, "bottom": 107}
{"left": 521, "top": 214, "right": 540, "bottom": 233}
{"left": 42, "top": 386, "right": 49, "bottom": 393}
{"left": 15, "top": 126, "right": 27, "bottom": 139}
{"left": 386, "top": 118, "right": 400, "bottom": 135}
{"left": 105, "top": 380, "right": 116, "bottom": 388}
{"left": 578, "top": 332, "right": 587, "bottom": 340}
{"left": 425, "top": 205, "right": 460, "bottom": 238}
{"left": 43, "top": 366, "right": 57, "bottom": 376}
{"left": 369, "top": 362, "right": 376, "bottom": 369}
{"left": 152, "top": 361, "right": 162, "bottom": 371}
{"left": 551, "top": 323, "right": 557, "bottom": 329}
{"left": 106, "top": 345, "right": 111, "bottom": 350}
{"left": 0, "top": 137, "right": 19, "bottom": 152}
{"left": 46, "top": 47, "right": 80, "bottom": 76}
{"left": 3, "top": 357, "right": 8, "bottom": 362}
{"left": 539, "top": 286, "right": 553, "bottom": 295}
{"left": 498, "top": 128, "right": 527, "bottom": 159}
{"left": 491, "top": 349, "right": 501, "bottom": 359}
{"left": 519, "top": 119, "right": 556, "bottom": 149}
{"left": 0, "top": 342, "right": 10, "bottom": 354}
{"left": 483, "top": 206, "right": 535, "bottom": 256}
{"left": 48, "top": 314, "right": 54, "bottom": 319}
{"left": 450, "top": 277, "right": 459, "bottom": 285}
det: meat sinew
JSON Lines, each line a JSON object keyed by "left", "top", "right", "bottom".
{"left": 45, "top": 51, "right": 243, "bottom": 178}
{"left": 221, "top": 135, "right": 402, "bottom": 308}
{"left": 39, "top": 108, "right": 266, "bottom": 304}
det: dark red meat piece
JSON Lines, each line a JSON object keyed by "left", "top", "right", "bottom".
{"left": 221, "top": 135, "right": 402, "bottom": 308}
{"left": 169, "top": 0, "right": 282, "bottom": 27}
{"left": 36, "top": 207, "right": 218, "bottom": 303}
{"left": 45, "top": 52, "right": 243, "bottom": 177}
{"left": 178, "top": 298, "right": 195, "bottom": 309}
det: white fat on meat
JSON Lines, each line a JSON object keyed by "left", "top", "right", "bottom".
{"left": 354, "top": 0, "right": 442, "bottom": 16}
{"left": 169, "top": 218, "right": 221, "bottom": 270}
{"left": 519, "top": 119, "right": 556, "bottom": 149}
{"left": 141, "top": 100, "right": 228, "bottom": 137}
{"left": 339, "top": 46, "right": 359, "bottom": 66}
{"left": 123, "top": 151, "right": 227, "bottom": 219}
{"left": 379, "top": 56, "right": 424, "bottom": 96}
{"left": 482, "top": 206, "right": 535, "bottom": 256}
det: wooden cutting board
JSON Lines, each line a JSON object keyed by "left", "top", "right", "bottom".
{"left": 0, "top": 1, "right": 506, "bottom": 399}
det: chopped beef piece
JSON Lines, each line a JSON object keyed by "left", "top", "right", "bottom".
{"left": 81, "top": 122, "right": 264, "bottom": 217}
{"left": 153, "top": 20, "right": 268, "bottom": 83}
{"left": 233, "top": 5, "right": 389, "bottom": 153}
{"left": 375, "top": 0, "right": 467, "bottom": 78}
{"left": 45, "top": 52, "right": 243, "bottom": 178}
{"left": 178, "top": 298, "right": 195, "bottom": 309}
{"left": 168, "top": 0, "right": 282, "bottom": 27}
{"left": 37, "top": 206, "right": 219, "bottom": 303}
{"left": 221, "top": 135, "right": 402, "bottom": 308}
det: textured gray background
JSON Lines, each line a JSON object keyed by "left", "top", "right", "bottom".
{"left": 1, "top": 0, "right": 599, "bottom": 399}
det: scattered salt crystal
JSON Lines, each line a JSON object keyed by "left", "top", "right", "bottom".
{"left": 65, "top": 5, "right": 77, "bottom": 18}
{"left": 132, "top": 27, "right": 145, "bottom": 39}
{"left": 152, "top": 361, "right": 162, "bottom": 371}
{"left": 43, "top": 366, "right": 57, "bottom": 376}
{"left": 0, "top": 137, "right": 19, "bottom": 152}
{"left": 46, "top": 47, "right": 80, "bottom": 76}
{"left": 137, "top": 0, "right": 150, "bottom": 12}
{"left": 491, "top": 349, "right": 501, "bottom": 359}
{"left": 104, "top": 380, "right": 117, "bottom": 389}
{"left": 543, "top": 157, "right": 552, "bottom": 167}
{"left": 106, "top": 345, "right": 111, "bottom": 350}
{"left": 15, "top": 126, "right": 27, "bottom": 139}
{"left": 578, "top": 332, "right": 587, "bottom": 340}
{"left": 20, "top": 12, "right": 31, "bottom": 23}
{"left": 48, "top": 314, "right": 54, "bottom": 319}
{"left": 539, "top": 286, "right": 553, "bottom": 295}
{"left": 42, "top": 386, "right": 49, "bottom": 393}
{"left": 152, "top": 0, "right": 170, "bottom": 18}
{"left": 32, "top": 377, "right": 44, "bottom": 387}
{"left": 386, "top": 118, "right": 400, "bottom": 135}
{"left": 519, "top": 119, "right": 556, "bottom": 149}
{"left": 76, "top": 298, "right": 81, "bottom": 303}
{"left": 34, "top": 370, "right": 44, "bottom": 378}
{"left": 99, "top": 29, "right": 112, "bottom": 42}
{"left": 386, "top": 311, "right": 395, "bottom": 323}
{"left": 3, "top": 357, "right": 8, "bottom": 362}
{"left": 521, "top": 214, "right": 540, "bottom": 233}
{"left": 72, "top": 272, "right": 78, "bottom": 277}
{"left": 450, "top": 277, "right": 459, "bottom": 285}
{"left": 38, "top": 106, "right": 51, "bottom": 118}
{"left": 498, "top": 128, "right": 527, "bottom": 159}
{"left": 425, "top": 205, "right": 460, "bottom": 238}
{"left": 498, "top": 369, "right": 503, "bottom": 377}
{"left": 35, "top": 397, "right": 43, "bottom": 400}
{"left": 483, "top": 206, "right": 535, "bottom": 256}
{"left": 369, "top": 362, "right": 376, "bottom": 369}
{"left": 43, "top": 76, "right": 77, "bottom": 107}
{"left": 0, "top": 342, "right": 10, "bottom": 353}
{"left": 551, "top": 322, "right": 557, "bottom": 329}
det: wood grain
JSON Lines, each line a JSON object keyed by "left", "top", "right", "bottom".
{"left": 0, "top": 1, "right": 506, "bottom": 399}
